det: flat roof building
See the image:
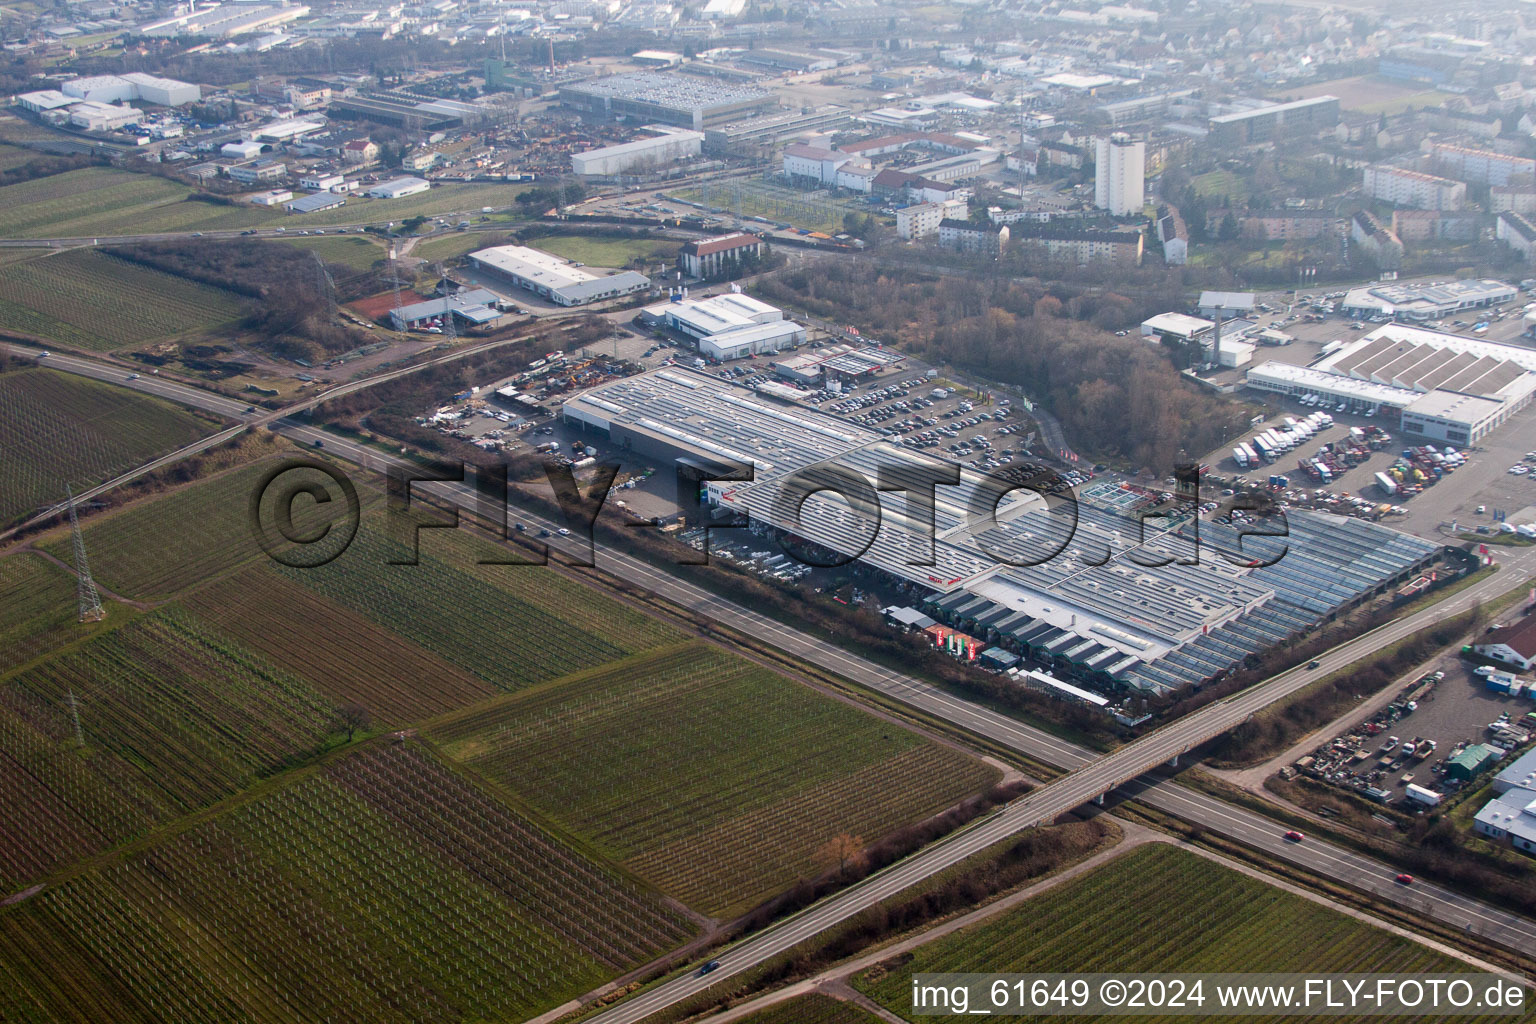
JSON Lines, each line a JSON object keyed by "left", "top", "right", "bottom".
{"left": 1208, "top": 96, "right": 1340, "bottom": 146}
{"left": 366, "top": 176, "right": 430, "bottom": 199}
{"left": 1251, "top": 323, "right": 1536, "bottom": 445}
{"left": 650, "top": 292, "right": 804, "bottom": 359}
{"left": 1339, "top": 279, "right": 1516, "bottom": 321}
{"left": 559, "top": 71, "right": 776, "bottom": 131}
{"left": 286, "top": 192, "right": 346, "bottom": 214}
{"left": 468, "top": 245, "right": 650, "bottom": 306}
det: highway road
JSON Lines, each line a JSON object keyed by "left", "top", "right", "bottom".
{"left": 19, "top": 347, "right": 1536, "bottom": 1020}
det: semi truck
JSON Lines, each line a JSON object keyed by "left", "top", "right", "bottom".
{"left": 1375, "top": 471, "right": 1397, "bottom": 496}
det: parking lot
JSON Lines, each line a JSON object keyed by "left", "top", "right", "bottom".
{"left": 1287, "top": 645, "right": 1536, "bottom": 812}
{"left": 1189, "top": 281, "right": 1536, "bottom": 543}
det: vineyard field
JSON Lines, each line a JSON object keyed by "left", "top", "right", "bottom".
{"left": 731, "top": 996, "right": 886, "bottom": 1024}
{"left": 857, "top": 844, "right": 1503, "bottom": 1023}
{"left": 4, "top": 606, "right": 337, "bottom": 815}
{"left": 0, "top": 741, "right": 697, "bottom": 1024}
{"left": 279, "top": 529, "right": 682, "bottom": 692}
{"left": 49, "top": 459, "right": 364, "bottom": 600}
{"left": 185, "top": 565, "right": 496, "bottom": 724}
{"left": 430, "top": 642, "right": 999, "bottom": 915}
{"left": 0, "top": 249, "right": 245, "bottom": 351}
{"left": 0, "top": 553, "right": 85, "bottom": 676}
{"left": 0, "top": 168, "right": 271, "bottom": 239}
{"left": 0, "top": 694, "right": 161, "bottom": 894}
{"left": 0, "top": 368, "right": 212, "bottom": 525}
{"left": 0, "top": 143, "right": 41, "bottom": 172}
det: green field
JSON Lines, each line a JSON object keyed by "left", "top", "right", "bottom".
{"left": 0, "top": 367, "right": 213, "bottom": 524}
{"left": 528, "top": 233, "right": 682, "bottom": 269}
{"left": 858, "top": 844, "right": 1503, "bottom": 1023}
{"left": 281, "top": 181, "right": 532, "bottom": 229}
{"left": 431, "top": 642, "right": 999, "bottom": 915}
{"left": 0, "top": 143, "right": 44, "bottom": 172}
{"left": 0, "top": 740, "right": 698, "bottom": 1024}
{"left": 0, "top": 249, "right": 245, "bottom": 350}
{"left": 411, "top": 230, "right": 500, "bottom": 263}
{"left": 675, "top": 178, "right": 865, "bottom": 234}
{"left": 731, "top": 995, "right": 885, "bottom": 1024}
{"left": 274, "top": 234, "right": 385, "bottom": 270}
{"left": 52, "top": 461, "right": 682, "bottom": 679}
{"left": 1191, "top": 169, "right": 1250, "bottom": 206}
{"left": 184, "top": 565, "right": 498, "bottom": 724}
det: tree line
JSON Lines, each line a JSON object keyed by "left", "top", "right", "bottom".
{"left": 111, "top": 239, "right": 390, "bottom": 364}
{"left": 756, "top": 262, "right": 1253, "bottom": 474}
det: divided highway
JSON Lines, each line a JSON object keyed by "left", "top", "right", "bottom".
{"left": 17, "top": 348, "right": 1536, "bottom": 1023}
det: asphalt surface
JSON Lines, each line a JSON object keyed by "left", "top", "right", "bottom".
{"left": 19, "top": 348, "right": 1536, "bottom": 1022}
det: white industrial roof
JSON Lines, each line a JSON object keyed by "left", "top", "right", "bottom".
{"left": 14, "top": 89, "right": 73, "bottom": 109}
{"left": 1199, "top": 290, "right": 1255, "bottom": 309}
{"left": 1476, "top": 790, "right": 1536, "bottom": 846}
{"left": 472, "top": 244, "right": 604, "bottom": 291}
{"left": 1143, "top": 312, "right": 1212, "bottom": 337}
{"left": 574, "top": 127, "right": 703, "bottom": 160}
{"left": 1245, "top": 361, "right": 1422, "bottom": 407}
{"left": 1403, "top": 389, "right": 1506, "bottom": 423}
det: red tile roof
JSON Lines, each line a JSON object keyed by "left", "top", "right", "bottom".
{"left": 1483, "top": 614, "right": 1536, "bottom": 660}
{"left": 682, "top": 232, "right": 761, "bottom": 257}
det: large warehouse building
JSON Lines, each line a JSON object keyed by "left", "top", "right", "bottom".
{"left": 468, "top": 245, "right": 650, "bottom": 306}
{"left": 559, "top": 71, "right": 777, "bottom": 130}
{"left": 563, "top": 367, "right": 1439, "bottom": 695}
{"left": 1247, "top": 323, "right": 1536, "bottom": 445}
{"left": 571, "top": 127, "right": 704, "bottom": 176}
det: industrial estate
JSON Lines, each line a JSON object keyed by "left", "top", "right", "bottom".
{"left": 3, "top": 0, "right": 1536, "bottom": 1020}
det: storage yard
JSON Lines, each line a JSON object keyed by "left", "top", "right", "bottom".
{"left": 1284, "top": 646, "right": 1536, "bottom": 815}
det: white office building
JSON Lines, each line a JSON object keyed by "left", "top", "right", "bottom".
{"left": 1094, "top": 133, "right": 1144, "bottom": 216}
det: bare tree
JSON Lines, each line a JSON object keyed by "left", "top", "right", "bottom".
{"left": 336, "top": 703, "right": 371, "bottom": 743}
{"left": 817, "top": 833, "right": 867, "bottom": 878}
